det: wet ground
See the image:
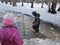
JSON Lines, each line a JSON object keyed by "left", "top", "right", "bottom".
{"left": 40, "top": 20, "right": 60, "bottom": 39}
{"left": 0, "top": 12, "right": 60, "bottom": 40}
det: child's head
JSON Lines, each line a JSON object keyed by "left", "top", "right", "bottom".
{"left": 3, "top": 13, "right": 14, "bottom": 26}
{"left": 32, "top": 11, "right": 37, "bottom": 16}
{"left": 32, "top": 11, "right": 40, "bottom": 17}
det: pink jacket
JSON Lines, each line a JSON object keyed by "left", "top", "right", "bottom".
{"left": 0, "top": 25, "right": 23, "bottom": 45}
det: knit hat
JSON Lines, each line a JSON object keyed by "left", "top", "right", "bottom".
{"left": 3, "top": 13, "right": 14, "bottom": 26}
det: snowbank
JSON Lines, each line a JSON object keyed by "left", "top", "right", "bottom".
{"left": 0, "top": 2, "right": 60, "bottom": 26}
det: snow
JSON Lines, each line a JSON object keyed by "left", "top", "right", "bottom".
{"left": 0, "top": 2, "right": 60, "bottom": 45}
{"left": 1, "top": 38, "right": 60, "bottom": 45}
{"left": 0, "top": 2, "right": 60, "bottom": 26}
{"left": 23, "top": 38, "right": 60, "bottom": 45}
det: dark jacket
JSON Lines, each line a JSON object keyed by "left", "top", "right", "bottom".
{"left": 34, "top": 17, "right": 40, "bottom": 27}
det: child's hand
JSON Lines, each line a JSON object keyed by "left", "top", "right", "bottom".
{"left": 33, "top": 22, "right": 34, "bottom": 24}
{"left": 32, "top": 22, "right": 35, "bottom": 25}
{"left": 0, "top": 43, "right": 1, "bottom": 45}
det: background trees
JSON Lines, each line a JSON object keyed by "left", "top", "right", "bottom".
{"left": 57, "top": 0, "right": 60, "bottom": 11}
{"left": 0, "top": 0, "right": 60, "bottom": 13}
{"left": 30, "top": 0, "right": 35, "bottom": 8}
{"left": 1, "top": 0, "right": 4, "bottom": 3}
{"left": 13, "top": 0, "right": 17, "bottom": 6}
{"left": 48, "top": 0, "right": 51, "bottom": 12}
{"left": 22, "top": 0, "right": 24, "bottom": 6}
{"left": 51, "top": 0, "right": 57, "bottom": 14}
{"left": 41, "top": 0, "right": 44, "bottom": 8}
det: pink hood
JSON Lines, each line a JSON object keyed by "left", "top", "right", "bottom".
{"left": 3, "top": 13, "right": 14, "bottom": 26}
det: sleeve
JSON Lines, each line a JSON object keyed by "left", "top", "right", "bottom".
{"left": 0, "top": 29, "right": 1, "bottom": 42}
{"left": 37, "top": 18, "right": 40, "bottom": 24}
{"left": 15, "top": 29, "right": 23, "bottom": 45}
{"left": 0, "top": 27, "right": 2, "bottom": 42}
{"left": 34, "top": 19, "right": 38, "bottom": 25}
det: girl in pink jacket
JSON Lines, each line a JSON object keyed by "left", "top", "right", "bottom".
{"left": 0, "top": 13, "right": 23, "bottom": 45}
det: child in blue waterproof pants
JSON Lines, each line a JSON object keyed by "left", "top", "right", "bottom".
{"left": 32, "top": 11, "right": 40, "bottom": 33}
